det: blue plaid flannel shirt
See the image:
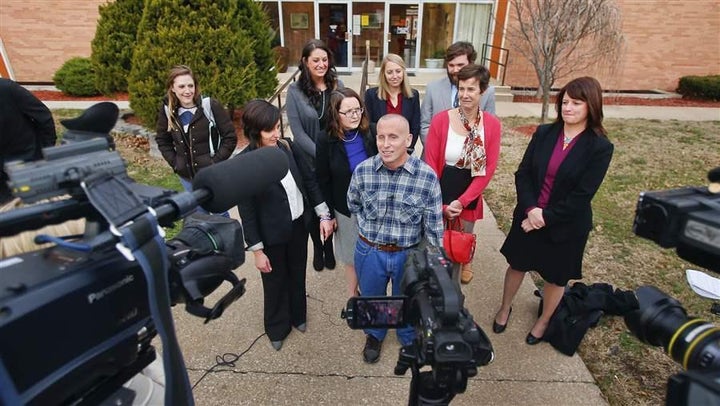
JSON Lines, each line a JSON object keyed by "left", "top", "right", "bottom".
{"left": 347, "top": 154, "right": 443, "bottom": 247}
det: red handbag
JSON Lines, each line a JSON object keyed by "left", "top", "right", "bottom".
{"left": 442, "top": 218, "right": 476, "bottom": 264}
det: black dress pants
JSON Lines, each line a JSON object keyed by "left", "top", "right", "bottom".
{"left": 261, "top": 218, "right": 308, "bottom": 341}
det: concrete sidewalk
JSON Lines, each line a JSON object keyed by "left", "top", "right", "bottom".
{"left": 170, "top": 201, "right": 606, "bottom": 405}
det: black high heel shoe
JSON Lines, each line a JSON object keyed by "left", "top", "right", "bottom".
{"left": 323, "top": 237, "right": 336, "bottom": 270}
{"left": 492, "top": 307, "right": 512, "bottom": 334}
{"left": 312, "top": 246, "right": 324, "bottom": 271}
{"left": 525, "top": 332, "right": 543, "bottom": 345}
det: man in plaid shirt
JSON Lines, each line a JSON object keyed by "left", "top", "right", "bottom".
{"left": 347, "top": 114, "right": 444, "bottom": 363}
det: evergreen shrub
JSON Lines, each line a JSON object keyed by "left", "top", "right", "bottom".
{"left": 91, "top": 0, "right": 145, "bottom": 95}
{"left": 677, "top": 75, "right": 720, "bottom": 101}
{"left": 53, "top": 57, "right": 100, "bottom": 96}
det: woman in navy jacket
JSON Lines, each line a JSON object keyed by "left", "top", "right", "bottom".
{"left": 237, "top": 100, "right": 334, "bottom": 351}
{"left": 316, "top": 88, "right": 378, "bottom": 296}
{"left": 492, "top": 77, "right": 614, "bottom": 345}
{"left": 364, "top": 53, "right": 420, "bottom": 153}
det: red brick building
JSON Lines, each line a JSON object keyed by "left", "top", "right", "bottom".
{"left": 1, "top": 0, "right": 718, "bottom": 92}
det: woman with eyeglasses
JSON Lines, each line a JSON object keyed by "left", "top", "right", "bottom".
{"left": 364, "top": 53, "right": 420, "bottom": 153}
{"left": 423, "top": 64, "right": 502, "bottom": 285}
{"left": 316, "top": 88, "right": 378, "bottom": 296}
{"left": 286, "top": 39, "right": 344, "bottom": 272}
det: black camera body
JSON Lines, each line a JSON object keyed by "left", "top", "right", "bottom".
{"left": 342, "top": 246, "right": 493, "bottom": 405}
{"left": 633, "top": 185, "right": 720, "bottom": 271}
{"left": 628, "top": 170, "right": 720, "bottom": 405}
{"left": 0, "top": 139, "right": 252, "bottom": 405}
{"left": 0, "top": 246, "right": 155, "bottom": 405}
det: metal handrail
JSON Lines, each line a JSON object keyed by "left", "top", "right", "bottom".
{"left": 359, "top": 40, "right": 371, "bottom": 96}
{"left": 481, "top": 43, "right": 509, "bottom": 86}
{"left": 267, "top": 68, "right": 301, "bottom": 138}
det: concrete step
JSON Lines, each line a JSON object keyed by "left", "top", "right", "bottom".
{"left": 278, "top": 72, "right": 513, "bottom": 103}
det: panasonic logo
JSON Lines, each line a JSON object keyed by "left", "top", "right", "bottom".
{"left": 88, "top": 275, "right": 135, "bottom": 304}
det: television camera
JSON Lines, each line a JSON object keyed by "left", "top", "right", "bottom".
{"left": 341, "top": 246, "right": 494, "bottom": 406}
{"left": 0, "top": 137, "right": 288, "bottom": 405}
{"left": 627, "top": 166, "right": 720, "bottom": 405}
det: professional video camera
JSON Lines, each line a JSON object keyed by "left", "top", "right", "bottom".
{"left": 341, "top": 246, "right": 494, "bottom": 406}
{"left": 626, "top": 167, "right": 720, "bottom": 405}
{"left": 0, "top": 136, "right": 289, "bottom": 405}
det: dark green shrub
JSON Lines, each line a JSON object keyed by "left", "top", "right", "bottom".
{"left": 53, "top": 57, "right": 100, "bottom": 96}
{"left": 128, "top": 0, "right": 277, "bottom": 127}
{"left": 91, "top": 0, "right": 145, "bottom": 95}
{"left": 677, "top": 75, "right": 720, "bottom": 101}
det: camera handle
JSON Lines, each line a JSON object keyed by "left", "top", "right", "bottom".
{"left": 80, "top": 172, "right": 194, "bottom": 406}
{"left": 395, "top": 344, "right": 457, "bottom": 406}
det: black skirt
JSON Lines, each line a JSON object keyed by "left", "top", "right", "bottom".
{"left": 440, "top": 165, "right": 478, "bottom": 210}
{"left": 500, "top": 213, "right": 589, "bottom": 286}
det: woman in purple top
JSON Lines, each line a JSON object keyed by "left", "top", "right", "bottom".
{"left": 316, "top": 88, "right": 378, "bottom": 296}
{"left": 492, "top": 77, "right": 614, "bottom": 345}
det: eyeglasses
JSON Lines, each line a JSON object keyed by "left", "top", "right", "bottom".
{"left": 339, "top": 108, "right": 364, "bottom": 117}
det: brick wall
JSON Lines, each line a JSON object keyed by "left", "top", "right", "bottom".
{"left": 0, "top": 0, "right": 105, "bottom": 82}
{"left": 502, "top": 0, "right": 720, "bottom": 91}
{"left": 2, "top": 0, "right": 718, "bottom": 90}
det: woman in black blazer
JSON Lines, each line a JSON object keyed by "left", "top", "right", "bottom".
{"left": 364, "top": 53, "right": 420, "bottom": 153}
{"left": 237, "top": 100, "right": 334, "bottom": 351}
{"left": 316, "top": 88, "right": 378, "bottom": 296}
{"left": 492, "top": 77, "right": 614, "bottom": 345}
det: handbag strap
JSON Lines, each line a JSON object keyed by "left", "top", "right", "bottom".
{"left": 445, "top": 217, "right": 463, "bottom": 231}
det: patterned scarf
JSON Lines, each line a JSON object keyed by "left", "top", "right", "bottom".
{"left": 455, "top": 106, "right": 486, "bottom": 176}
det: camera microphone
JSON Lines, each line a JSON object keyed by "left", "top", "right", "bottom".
{"left": 192, "top": 147, "right": 289, "bottom": 213}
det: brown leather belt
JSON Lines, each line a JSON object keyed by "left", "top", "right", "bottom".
{"left": 358, "top": 234, "right": 408, "bottom": 253}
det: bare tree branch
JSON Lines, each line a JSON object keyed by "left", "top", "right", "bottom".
{"left": 505, "top": 0, "right": 625, "bottom": 122}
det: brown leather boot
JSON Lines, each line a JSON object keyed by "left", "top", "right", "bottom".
{"left": 460, "top": 263, "right": 473, "bottom": 284}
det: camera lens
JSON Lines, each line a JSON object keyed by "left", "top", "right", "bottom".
{"left": 624, "top": 286, "right": 720, "bottom": 371}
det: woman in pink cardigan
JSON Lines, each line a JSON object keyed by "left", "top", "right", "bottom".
{"left": 423, "top": 64, "right": 501, "bottom": 284}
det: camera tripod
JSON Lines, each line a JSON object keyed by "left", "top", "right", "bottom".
{"left": 395, "top": 343, "right": 471, "bottom": 406}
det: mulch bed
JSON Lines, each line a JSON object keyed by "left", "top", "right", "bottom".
{"left": 513, "top": 94, "right": 720, "bottom": 107}
{"left": 33, "top": 90, "right": 130, "bottom": 101}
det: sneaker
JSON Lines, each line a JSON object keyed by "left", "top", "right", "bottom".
{"left": 363, "top": 335, "right": 382, "bottom": 363}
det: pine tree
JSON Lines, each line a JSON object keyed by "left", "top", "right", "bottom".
{"left": 91, "top": 0, "right": 145, "bottom": 95}
{"left": 128, "top": 0, "right": 277, "bottom": 126}
{"left": 230, "top": 0, "right": 278, "bottom": 101}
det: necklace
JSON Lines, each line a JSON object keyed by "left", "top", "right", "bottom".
{"left": 458, "top": 105, "right": 482, "bottom": 137}
{"left": 343, "top": 129, "right": 359, "bottom": 142}
{"left": 562, "top": 130, "right": 579, "bottom": 150}
{"left": 317, "top": 90, "right": 326, "bottom": 120}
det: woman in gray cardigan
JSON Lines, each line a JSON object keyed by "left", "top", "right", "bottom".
{"left": 286, "top": 39, "right": 344, "bottom": 272}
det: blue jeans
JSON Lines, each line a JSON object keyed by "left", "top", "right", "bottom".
{"left": 354, "top": 238, "right": 415, "bottom": 345}
{"left": 178, "top": 176, "right": 229, "bottom": 217}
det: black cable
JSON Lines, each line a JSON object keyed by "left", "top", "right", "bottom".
{"left": 190, "top": 333, "right": 267, "bottom": 389}
{"left": 190, "top": 292, "right": 345, "bottom": 389}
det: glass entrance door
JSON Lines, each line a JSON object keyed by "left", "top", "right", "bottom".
{"left": 385, "top": 4, "right": 420, "bottom": 70}
{"left": 318, "top": 3, "right": 350, "bottom": 68}
{"left": 350, "top": 2, "right": 384, "bottom": 68}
